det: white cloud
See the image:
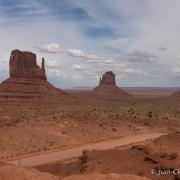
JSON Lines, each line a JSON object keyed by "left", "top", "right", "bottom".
{"left": 72, "top": 64, "right": 84, "bottom": 70}
{"left": 66, "top": 48, "right": 103, "bottom": 64}
{"left": 65, "top": 48, "right": 150, "bottom": 80}
{"left": 172, "top": 67, "right": 180, "bottom": 73}
{"left": 103, "top": 58, "right": 114, "bottom": 64}
{"left": 71, "top": 64, "right": 96, "bottom": 75}
{"left": 116, "top": 50, "right": 156, "bottom": 63}
{"left": 46, "top": 59, "right": 62, "bottom": 68}
{"left": 36, "top": 43, "right": 64, "bottom": 53}
{"left": 47, "top": 69, "right": 66, "bottom": 78}
{"left": 67, "top": 49, "right": 85, "bottom": 57}
{"left": 87, "top": 59, "right": 101, "bottom": 64}
{"left": 85, "top": 54, "right": 100, "bottom": 60}
{"left": 71, "top": 74, "right": 82, "bottom": 80}
{"left": 122, "top": 68, "right": 149, "bottom": 76}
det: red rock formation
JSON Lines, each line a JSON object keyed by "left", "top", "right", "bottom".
{"left": 94, "top": 71, "right": 130, "bottom": 96}
{"left": 99, "top": 71, "right": 116, "bottom": 86}
{"left": 9, "top": 50, "right": 46, "bottom": 80}
{"left": 0, "top": 50, "right": 69, "bottom": 103}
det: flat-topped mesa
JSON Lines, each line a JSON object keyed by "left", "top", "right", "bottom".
{"left": 99, "top": 71, "right": 116, "bottom": 86}
{"left": 9, "top": 49, "right": 47, "bottom": 80}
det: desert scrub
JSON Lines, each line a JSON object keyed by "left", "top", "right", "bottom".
{"left": 168, "top": 152, "right": 178, "bottom": 160}
{"left": 160, "top": 152, "right": 178, "bottom": 160}
{"left": 148, "top": 111, "right": 153, "bottom": 118}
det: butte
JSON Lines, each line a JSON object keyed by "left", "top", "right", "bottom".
{"left": 94, "top": 71, "right": 130, "bottom": 96}
{"left": 0, "top": 49, "right": 69, "bottom": 103}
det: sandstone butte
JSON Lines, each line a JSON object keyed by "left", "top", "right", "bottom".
{"left": 94, "top": 71, "right": 130, "bottom": 96}
{"left": 0, "top": 49, "right": 69, "bottom": 103}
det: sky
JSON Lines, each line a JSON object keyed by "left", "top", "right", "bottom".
{"left": 0, "top": 0, "right": 180, "bottom": 88}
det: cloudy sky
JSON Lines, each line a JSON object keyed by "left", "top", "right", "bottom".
{"left": 0, "top": 0, "right": 180, "bottom": 88}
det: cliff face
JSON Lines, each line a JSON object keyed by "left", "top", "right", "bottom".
{"left": 94, "top": 71, "right": 130, "bottom": 96}
{"left": 9, "top": 50, "right": 46, "bottom": 80}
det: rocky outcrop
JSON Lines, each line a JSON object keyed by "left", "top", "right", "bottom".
{"left": 0, "top": 50, "right": 69, "bottom": 103}
{"left": 9, "top": 50, "right": 46, "bottom": 80}
{"left": 94, "top": 71, "right": 130, "bottom": 96}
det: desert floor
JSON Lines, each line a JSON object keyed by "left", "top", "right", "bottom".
{"left": 0, "top": 93, "right": 179, "bottom": 179}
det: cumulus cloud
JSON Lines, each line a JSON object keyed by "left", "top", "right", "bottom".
{"left": 47, "top": 69, "right": 66, "bottom": 78}
{"left": 116, "top": 50, "right": 156, "bottom": 63}
{"left": 46, "top": 59, "right": 62, "bottom": 68}
{"left": 72, "top": 64, "right": 84, "bottom": 70}
{"left": 67, "top": 49, "right": 85, "bottom": 57}
{"left": 36, "top": 43, "right": 64, "bottom": 53}
{"left": 65, "top": 48, "right": 150, "bottom": 79}
{"left": 70, "top": 59, "right": 149, "bottom": 79}
{"left": 85, "top": 54, "right": 100, "bottom": 60}
{"left": 36, "top": 44, "right": 152, "bottom": 82}
{"left": 86, "top": 59, "right": 102, "bottom": 64}
{"left": 67, "top": 48, "right": 103, "bottom": 64}
{"left": 103, "top": 58, "right": 114, "bottom": 64}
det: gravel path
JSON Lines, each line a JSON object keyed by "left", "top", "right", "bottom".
{"left": 9, "top": 132, "right": 165, "bottom": 166}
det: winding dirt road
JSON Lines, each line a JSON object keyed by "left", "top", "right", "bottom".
{"left": 9, "top": 132, "right": 165, "bottom": 167}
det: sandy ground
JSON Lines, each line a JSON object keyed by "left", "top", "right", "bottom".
{"left": 0, "top": 94, "right": 179, "bottom": 179}
{"left": 0, "top": 96, "right": 179, "bottom": 161}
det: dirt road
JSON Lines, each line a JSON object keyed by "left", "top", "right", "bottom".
{"left": 9, "top": 132, "right": 165, "bottom": 166}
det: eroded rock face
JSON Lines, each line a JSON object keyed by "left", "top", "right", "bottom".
{"left": 9, "top": 49, "right": 46, "bottom": 80}
{"left": 100, "top": 71, "right": 116, "bottom": 85}
{"left": 0, "top": 49, "right": 69, "bottom": 103}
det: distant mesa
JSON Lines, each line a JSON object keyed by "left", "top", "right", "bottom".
{"left": 0, "top": 49, "right": 68, "bottom": 103}
{"left": 94, "top": 71, "right": 130, "bottom": 96}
